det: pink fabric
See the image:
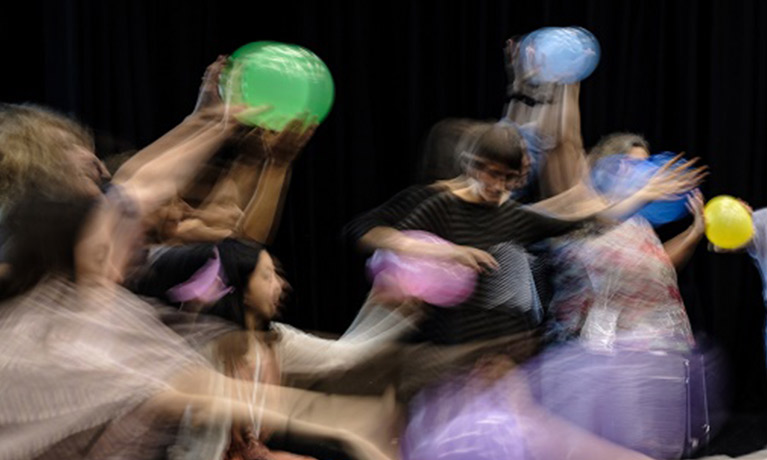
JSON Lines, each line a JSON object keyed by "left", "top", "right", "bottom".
{"left": 166, "top": 247, "right": 233, "bottom": 304}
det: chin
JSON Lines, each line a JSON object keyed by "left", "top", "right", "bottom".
{"left": 482, "top": 195, "right": 505, "bottom": 205}
{"left": 266, "top": 304, "right": 281, "bottom": 320}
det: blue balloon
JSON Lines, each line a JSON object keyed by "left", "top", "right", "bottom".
{"left": 636, "top": 153, "right": 691, "bottom": 225}
{"left": 590, "top": 152, "right": 692, "bottom": 226}
{"left": 520, "top": 27, "right": 601, "bottom": 84}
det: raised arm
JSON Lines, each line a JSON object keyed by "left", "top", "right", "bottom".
{"left": 504, "top": 37, "right": 588, "bottom": 198}
{"left": 235, "top": 115, "right": 317, "bottom": 243}
{"left": 115, "top": 105, "right": 262, "bottom": 216}
{"left": 538, "top": 83, "right": 589, "bottom": 197}
{"left": 113, "top": 56, "right": 231, "bottom": 183}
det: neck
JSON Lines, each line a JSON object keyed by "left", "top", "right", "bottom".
{"left": 244, "top": 309, "right": 266, "bottom": 332}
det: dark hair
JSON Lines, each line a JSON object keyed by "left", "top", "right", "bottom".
{"left": 207, "top": 239, "right": 266, "bottom": 330}
{"left": 588, "top": 132, "right": 650, "bottom": 165}
{"left": 0, "top": 192, "right": 97, "bottom": 300}
{"left": 464, "top": 123, "right": 526, "bottom": 171}
{"left": 136, "top": 238, "right": 266, "bottom": 331}
{"left": 133, "top": 243, "right": 219, "bottom": 301}
{"left": 419, "top": 118, "right": 494, "bottom": 182}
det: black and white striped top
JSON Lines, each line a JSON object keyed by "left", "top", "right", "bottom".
{"left": 349, "top": 187, "right": 583, "bottom": 346}
{"left": 394, "top": 192, "right": 578, "bottom": 250}
{"left": 344, "top": 184, "right": 446, "bottom": 245}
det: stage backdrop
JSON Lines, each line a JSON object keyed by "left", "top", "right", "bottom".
{"left": 3, "top": 0, "right": 767, "bottom": 446}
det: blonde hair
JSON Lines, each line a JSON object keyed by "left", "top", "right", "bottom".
{"left": 0, "top": 104, "right": 94, "bottom": 206}
{"left": 588, "top": 132, "right": 650, "bottom": 166}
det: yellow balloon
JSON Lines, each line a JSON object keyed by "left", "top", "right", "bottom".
{"left": 704, "top": 195, "right": 754, "bottom": 249}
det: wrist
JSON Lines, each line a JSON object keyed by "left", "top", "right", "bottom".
{"left": 635, "top": 187, "right": 658, "bottom": 203}
{"left": 689, "top": 222, "right": 705, "bottom": 239}
{"left": 269, "top": 148, "right": 300, "bottom": 166}
{"left": 269, "top": 157, "right": 293, "bottom": 168}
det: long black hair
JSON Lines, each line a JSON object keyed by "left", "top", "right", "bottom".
{"left": 135, "top": 238, "right": 266, "bottom": 331}
{"left": 207, "top": 238, "right": 266, "bottom": 330}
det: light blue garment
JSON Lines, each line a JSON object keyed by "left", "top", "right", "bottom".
{"left": 746, "top": 209, "right": 767, "bottom": 372}
{"left": 747, "top": 209, "right": 767, "bottom": 302}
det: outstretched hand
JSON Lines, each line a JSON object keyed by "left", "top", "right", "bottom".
{"left": 643, "top": 153, "right": 708, "bottom": 201}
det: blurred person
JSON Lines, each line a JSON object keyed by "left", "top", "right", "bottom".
{"left": 0, "top": 103, "right": 110, "bottom": 207}
{"left": 137, "top": 239, "right": 410, "bottom": 460}
{"left": 708, "top": 202, "right": 767, "bottom": 304}
{"left": 546, "top": 133, "right": 706, "bottom": 345}
{"left": 0, "top": 97, "right": 389, "bottom": 460}
{"left": 344, "top": 120, "right": 702, "bottom": 458}
{"left": 502, "top": 36, "right": 588, "bottom": 201}
{"left": 502, "top": 35, "right": 719, "bottom": 456}
{"left": 535, "top": 133, "right": 714, "bottom": 459}
{"left": 349, "top": 123, "right": 702, "bottom": 351}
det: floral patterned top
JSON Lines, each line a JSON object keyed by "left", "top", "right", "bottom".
{"left": 547, "top": 217, "right": 694, "bottom": 352}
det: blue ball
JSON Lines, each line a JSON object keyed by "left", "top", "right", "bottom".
{"left": 591, "top": 152, "right": 691, "bottom": 226}
{"left": 520, "top": 27, "right": 601, "bottom": 84}
{"left": 636, "top": 153, "right": 691, "bottom": 225}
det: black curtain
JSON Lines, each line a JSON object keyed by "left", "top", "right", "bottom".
{"left": 4, "top": 0, "right": 767, "bottom": 450}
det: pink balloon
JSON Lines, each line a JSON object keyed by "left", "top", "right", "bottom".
{"left": 367, "top": 231, "right": 477, "bottom": 307}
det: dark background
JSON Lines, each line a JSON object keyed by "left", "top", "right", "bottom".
{"left": 4, "top": 0, "right": 767, "bottom": 454}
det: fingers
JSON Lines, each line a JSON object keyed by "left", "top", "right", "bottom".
{"left": 231, "top": 105, "right": 272, "bottom": 127}
{"left": 282, "top": 112, "right": 318, "bottom": 136}
{"left": 460, "top": 255, "right": 482, "bottom": 272}
{"left": 685, "top": 189, "right": 704, "bottom": 213}
{"left": 281, "top": 116, "right": 306, "bottom": 133}
{"left": 672, "top": 168, "right": 708, "bottom": 192}
{"left": 691, "top": 188, "right": 704, "bottom": 203}
{"left": 205, "top": 55, "right": 229, "bottom": 80}
{"left": 658, "top": 156, "right": 698, "bottom": 181}
{"left": 300, "top": 114, "right": 320, "bottom": 140}
{"left": 206, "top": 54, "right": 229, "bottom": 72}
{"left": 444, "top": 245, "right": 482, "bottom": 272}
{"left": 680, "top": 167, "right": 709, "bottom": 189}
{"left": 737, "top": 198, "right": 754, "bottom": 214}
{"left": 655, "top": 152, "right": 686, "bottom": 175}
{"left": 652, "top": 153, "right": 709, "bottom": 196}
{"left": 669, "top": 156, "right": 699, "bottom": 176}
{"left": 463, "top": 246, "right": 500, "bottom": 272}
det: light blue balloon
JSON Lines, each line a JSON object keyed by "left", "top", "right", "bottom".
{"left": 520, "top": 27, "right": 600, "bottom": 84}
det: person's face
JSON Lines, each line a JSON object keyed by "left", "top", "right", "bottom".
{"left": 65, "top": 141, "right": 111, "bottom": 196}
{"left": 468, "top": 159, "right": 524, "bottom": 205}
{"left": 626, "top": 146, "right": 650, "bottom": 160}
{"left": 243, "top": 251, "right": 287, "bottom": 320}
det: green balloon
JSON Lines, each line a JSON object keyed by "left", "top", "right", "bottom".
{"left": 219, "top": 41, "right": 335, "bottom": 130}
